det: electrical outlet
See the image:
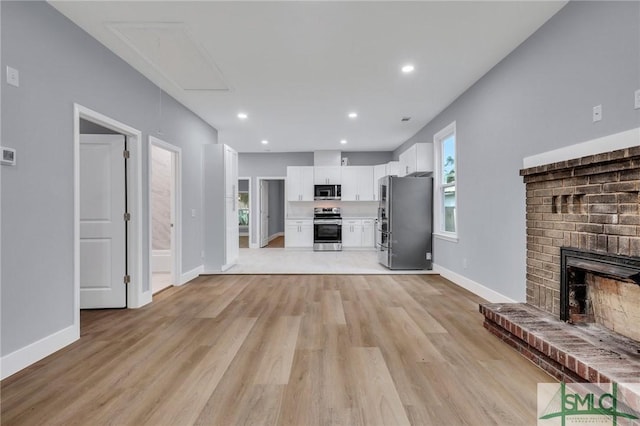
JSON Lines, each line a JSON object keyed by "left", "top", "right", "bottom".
{"left": 593, "top": 104, "right": 602, "bottom": 122}
{"left": 635, "top": 89, "right": 640, "bottom": 110}
{"left": 6, "top": 66, "right": 19, "bottom": 87}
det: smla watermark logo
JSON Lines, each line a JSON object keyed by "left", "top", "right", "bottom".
{"left": 538, "top": 382, "right": 640, "bottom": 425}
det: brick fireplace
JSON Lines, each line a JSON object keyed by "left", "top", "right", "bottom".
{"left": 521, "top": 146, "right": 640, "bottom": 316}
{"left": 480, "top": 145, "right": 640, "bottom": 414}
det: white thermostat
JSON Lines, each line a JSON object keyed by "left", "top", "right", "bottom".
{"left": 1, "top": 147, "right": 16, "bottom": 166}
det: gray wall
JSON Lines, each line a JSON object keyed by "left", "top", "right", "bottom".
{"left": 267, "top": 180, "right": 285, "bottom": 237}
{"left": 1, "top": 1, "right": 218, "bottom": 356}
{"left": 394, "top": 1, "right": 640, "bottom": 301}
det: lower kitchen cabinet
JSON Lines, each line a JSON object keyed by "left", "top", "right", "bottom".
{"left": 361, "top": 219, "right": 375, "bottom": 248}
{"left": 285, "top": 220, "right": 313, "bottom": 248}
{"left": 342, "top": 219, "right": 375, "bottom": 249}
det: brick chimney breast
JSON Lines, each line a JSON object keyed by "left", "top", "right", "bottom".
{"left": 520, "top": 146, "right": 640, "bottom": 315}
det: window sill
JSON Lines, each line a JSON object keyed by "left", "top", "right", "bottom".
{"left": 434, "top": 232, "right": 459, "bottom": 243}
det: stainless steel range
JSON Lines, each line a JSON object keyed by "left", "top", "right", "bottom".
{"left": 313, "top": 207, "right": 342, "bottom": 251}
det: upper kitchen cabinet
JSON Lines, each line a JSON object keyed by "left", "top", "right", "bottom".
{"left": 387, "top": 161, "right": 400, "bottom": 177}
{"left": 373, "top": 164, "right": 387, "bottom": 201}
{"left": 314, "top": 166, "right": 342, "bottom": 185}
{"left": 399, "top": 143, "right": 433, "bottom": 177}
{"left": 342, "top": 166, "right": 374, "bottom": 201}
{"left": 286, "top": 166, "right": 314, "bottom": 201}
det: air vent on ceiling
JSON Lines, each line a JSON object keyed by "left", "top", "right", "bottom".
{"left": 401, "top": 117, "right": 411, "bottom": 122}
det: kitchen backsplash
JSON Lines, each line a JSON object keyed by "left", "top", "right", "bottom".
{"left": 287, "top": 201, "right": 378, "bottom": 218}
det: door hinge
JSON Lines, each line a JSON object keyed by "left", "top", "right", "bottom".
{"left": 124, "top": 212, "right": 131, "bottom": 221}
{"left": 123, "top": 275, "right": 131, "bottom": 284}
{"left": 123, "top": 150, "right": 130, "bottom": 159}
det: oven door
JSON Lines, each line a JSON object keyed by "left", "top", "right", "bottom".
{"left": 314, "top": 220, "right": 342, "bottom": 243}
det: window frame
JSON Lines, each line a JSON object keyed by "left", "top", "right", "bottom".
{"left": 433, "top": 121, "right": 458, "bottom": 242}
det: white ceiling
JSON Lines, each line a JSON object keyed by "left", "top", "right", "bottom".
{"left": 50, "top": 1, "right": 566, "bottom": 153}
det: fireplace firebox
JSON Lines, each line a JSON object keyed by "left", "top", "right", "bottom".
{"left": 560, "top": 248, "right": 640, "bottom": 324}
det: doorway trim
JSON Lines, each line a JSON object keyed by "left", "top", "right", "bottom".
{"left": 74, "top": 104, "right": 148, "bottom": 329}
{"left": 148, "top": 136, "right": 182, "bottom": 289}
{"left": 255, "top": 176, "right": 286, "bottom": 249}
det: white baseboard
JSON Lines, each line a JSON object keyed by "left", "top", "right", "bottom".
{"left": 249, "top": 243, "right": 259, "bottom": 249}
{"left": 433, "top": 263, "right": 518, "bottom": 303}
{"left": 152, "top": 249, "right": 171, "bottom": 273}
{"left": 1, "top": 324, "right": 79, "bottom": 380}
{"left": 179, "top": 265, "right": 203, "bottom": 285}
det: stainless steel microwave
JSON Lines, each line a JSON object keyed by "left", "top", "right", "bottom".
{"left": 314, "top": 184, "right": 341, "bottom": 200}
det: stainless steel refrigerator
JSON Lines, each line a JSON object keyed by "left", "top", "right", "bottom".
{"left": 377, "top": 176, "right": 433, "bottom": 270}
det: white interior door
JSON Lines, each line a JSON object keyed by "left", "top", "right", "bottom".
{"left": 80, "top": 134, "right": 127, "bottom": 308}
{"left": 260, "top": 181, "right": 269, "bottom": 247}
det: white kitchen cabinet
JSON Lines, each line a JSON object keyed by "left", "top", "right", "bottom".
{"left": 286, "top": 166, "right": 314, "bottom": 201}
{"left": 399, "top": 143, "right": 433, "bottom": 177}
{"left": 224, "top": 145, "right": 238, "bottom": 198}
{"left": 342, "top": 220, "right": 363, "bottom": 248}
{"left": 361, "top": 219, "right": 376, "bottom": 248}
{"left": 342, "top": 219, "right": 376, "bottom": 248}
{"left": 341, "top": 166, "right": 374, "bottom": 201}
{"left": 373, "top": 164, "right": 387, "bottom": 201}
{"left": 203, "top": 144, "right": 238, "bottom": 272}
{"left": 314, "top": 166, "right": 341, "bottom": 185}
{"left": 387, "top": 161, "right": 400, "bottom": 177}
{"left": 225, "top": 197, "right": 239, "bottom": 263}
{"left": 285, "top": 219, "right": 313, "bottom": 248}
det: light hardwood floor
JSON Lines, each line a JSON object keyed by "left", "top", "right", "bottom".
{"left": 1, "top": 274, "right": 553, "bottom": 425}
{"left": 239, "top": 235, "right": 285, "bottom": 249}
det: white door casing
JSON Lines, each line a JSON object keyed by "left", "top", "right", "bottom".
{"left": 79, "top": 134, "right": 127, "bottom": 308}
{"left": 260, "top": 181, "right": 269, "bottom": 247}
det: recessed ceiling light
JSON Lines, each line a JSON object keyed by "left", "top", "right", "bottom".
{"left": 261, "top": 140, "right": 269, "bottom": 145}
{"left": 401, "top": 64, "right": 415, "bottom": 73}
{"left": 237, "top": 112, "right": 248, "bottom": 119}
{"left": 340, "top": 139, "right": 347, "bottom": 145}
{"left": 348, "top": 112, "right": 358, "bottom": 119}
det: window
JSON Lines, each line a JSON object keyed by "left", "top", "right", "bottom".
{"left": 238, "top": 192, "right": 249, "bottom": 226}
{"left": 434, "top": 122, "right": 457, "bottom": 240}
